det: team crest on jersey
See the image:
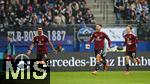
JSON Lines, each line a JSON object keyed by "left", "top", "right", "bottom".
{"left": 41, "top": 38, "right": 44, "bottom": 41}
{"left": 96, "top": 36, "right": 102, "bottom": 41}
{"left": 129, "top": 35, "right": 132, "bottom": 38}
{"left": 100, "top": 35, "right": 103, "bottom": 38}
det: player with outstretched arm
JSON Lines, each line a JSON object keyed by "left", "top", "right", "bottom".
{"left": 27, "top": 27, "right": 57, "bottom": 64}
{"left": 87, "top": 24, "right": 111, "bottom": 75}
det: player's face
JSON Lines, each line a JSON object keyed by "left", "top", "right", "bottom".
{"left": 38, "top": 28, "right": 43, "bottom": 35}
{"left": 95, "top": 25, "right": 101, "bottom": 32}
{"left": 126, "top": 27, "right": 131, "bottom": 33}
{"left": 38, "top": 31, "right": 43, "bottom": 35}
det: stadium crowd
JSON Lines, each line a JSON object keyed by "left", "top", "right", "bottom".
{"left": 0, "top": 0, "right": 95, "bottom": 27}
{"left": 114, "top": 0, "right": 150, "bottom": 24}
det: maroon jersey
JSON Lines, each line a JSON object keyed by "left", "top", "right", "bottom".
{"left": 88, "top": 31, "right": 111, "bottom": 50}
{"left": 124, "top": 33, "right": 138, "bottom": 52}
{"left": 33, "top": 35, "right": 49, "bottom": 54}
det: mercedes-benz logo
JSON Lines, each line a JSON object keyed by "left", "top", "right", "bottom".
{"left": 15, "top": 54, "right": 30, "bottom": 71}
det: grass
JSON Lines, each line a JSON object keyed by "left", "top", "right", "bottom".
{"left": 50, "top": 71, "right": 150, "bottom": 84}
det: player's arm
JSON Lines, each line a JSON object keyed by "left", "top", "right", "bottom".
{"left": 27, "top": 38, "right": 35, "bottom": 55}
{"left": 48, "top": 39, "right": 56, "bottom": 51}
{"left": 44, "top": 35, "right": 57, "bottom": 53}
{"left": 131, "top": 35, "right": 138, "bottom": 45}
{"left": 124, "top": 35, "right": 127, "bottom": 46}
{"left": 29, "top": 42, "right": 34, "bottom": 51}
{"left": 105, "top": 33, "right": 111, "bottom": 48}
{"left": 124, "top": 39, "right": 127, "bottom": 46}
{"left": 48, "top": 39, "right": 57, "bottom": 54}
{"left": 86, "top": 33, "right": 95, "bottom": 49}
{"left": 88, "top": 33, "right": 94, "bottom": 44}
{"left": 27, "top": 42, "right": 34, "bottom": 55}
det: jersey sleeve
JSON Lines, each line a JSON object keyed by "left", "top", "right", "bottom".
{"left": 124, "top": 35, "right": 127, "bottom": 46}
{"left": 104, "top": 33, "right": 111, "bottom": 47}
{"left": 88, "top": 32, "right": 95, "bottom": 44}
{"left": 32, "top": 36, "right": 36, "bottom": 44}
{"left": 131, "top": 34, "right": 138, "bottom": 45}
{"left": 44, "top": 35, "right": 49, "bottom": 42}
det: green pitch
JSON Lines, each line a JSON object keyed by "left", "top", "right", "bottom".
{"left": 50, "top": 71, "right": 150, "bottom": 84}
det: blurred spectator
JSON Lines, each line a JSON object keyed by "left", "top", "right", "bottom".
{"left": 37, "top": 0, "right": 46, "bottom": 5}
{"left": 62, "top": 0, "right": 72, "bottom": 5}
{"left": 65, "top": 5, "right": 72, "bottom": 17}
{"left": 114, "top": 0, "right": 150, "bottom": 24}
{"left": 75, "top": 11, "right": 84, "bottom": 24}
{"left": 48, "top": 0, "right": 56, "bottom": 7}
{"left": 27, "top": 4, "right": 33, "bottom": 13}
{"left": 46, "top": 10, "right": 53, "bottom": 23}
{"left": 114, "top": 0, "right": 125, "bottom": 24}
{"left": 53, "top": 13, "right": 66, "bottom": 25}
{"left": 136, "top": 0, "right": 149, "bottom": 24}
{"left": 142, "top": 0, "right": 149, "bottom": 14}
{"left": 70, "top": 1, "right": 79, "bottom": 17}
{"left": 30, "top": 13, "right": 38, "bottom": 27}
{"left": 136, "top": 0, "right": 143, "bottom": 22}
{"left": 140, "top": 10, "right": 149, "bottom": 24}
{"left": 56, "top": 0, "right": 64, "bottom": 7}
{"left": 42, "top": 14, "right": 50, "bottom": 27}
{"left": 19, "top": 0, "right": 29, "bottom": 10}
{"left": 85, "top": 9, "right": 95, "bottom": 24}
{"left": 0, "top": 3, "right": 6, "bottom": 26}
{"left": 128, "top": 0, "right": 135, "bottom": 5}
{"left": 67, "top": 14, "right": 75, "bottom": 24}
{"left": 10, "top": 0, "right": 16, "bottom": 5}
{"left": 53, "top": 14, "right": 60, "bottom": 24}
{"left": 124, "top": 2, "right": 136, "bottom": 21}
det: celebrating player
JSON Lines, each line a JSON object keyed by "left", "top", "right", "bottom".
{"left": 87, "top": 24, "right": 111, "bottom": 75}
{"left": 124, "top": 25, "right": 140, "bottom": 74}
{"left": 27, "top": 27, "right": 57, "bottom": 64}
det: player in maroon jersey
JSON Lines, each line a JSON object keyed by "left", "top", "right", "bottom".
{"left": 87, "top": 24, "right": 111, "bottom": 75}
{"left": 124, "top": 25, "right": 140, "bottom": 74}
{"left": 27, "top": 27, "right": 57, "bottom": 64}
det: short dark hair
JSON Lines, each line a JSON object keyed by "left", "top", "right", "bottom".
{"left": 127, "top": 25, "right": 132, "bottom": 30}
{"left": 38, "top": 26, "right": 42, "bottom": 29}
{"left": 96, "top": 24, "right": 102, "bottom": 27}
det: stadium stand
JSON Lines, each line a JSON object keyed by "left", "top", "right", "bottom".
{"left": 0, "top": 0, "right": 149, "bottom": 26}
{"left": 0, "top": 0, "right": 95, "bottom": 27}
{"left": 0, "top": 0, "right": 150, "bottom": 41}
{"left": 114, "top": 0, "right": 150, "bottom": 24}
